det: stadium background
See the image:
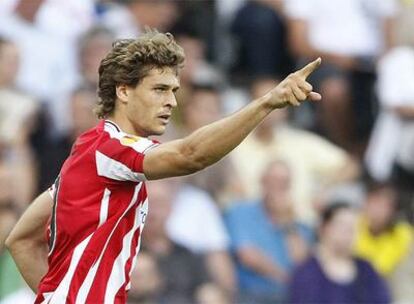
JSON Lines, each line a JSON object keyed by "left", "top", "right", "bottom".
{"left": 0, "top": 0, "right": 414, "bottom": 303}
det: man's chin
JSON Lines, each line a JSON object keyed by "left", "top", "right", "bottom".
{"left": 151, "top": 126, "right": 166, "bottom": 136}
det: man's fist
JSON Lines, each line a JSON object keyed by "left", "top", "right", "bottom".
{"left": 265, "top": 58, "right": 322, "bottom": 109}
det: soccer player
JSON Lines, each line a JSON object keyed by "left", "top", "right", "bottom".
{"left": 5, "top": 30, "right": 321, "bottom": 303}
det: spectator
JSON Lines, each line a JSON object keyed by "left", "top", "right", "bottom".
{"left": 171, "top": 30, "right": 225, "bottom": 117}
{"left": 166, "top": 181, "right": 236, "bottom": 297}
{"left": 365, "top": 46, "right": 414, "bottom": 221}
{"left": 77, "top": 26, "right": 115, "bottom": 89}
{"left": 231, "top": 0, "right": 292, "bottom": 80}
{"left": 0, "top": 0, "right": 94, "bottom": 132}
{"left": 230, "top": 77, "right": 359, "bottom": 224}
{"left": 129, "top": 180, "right": 227, "bottom": 304}
{"left": 225, "top": 160, "right": 313, "bottom": 303}
{"left": 101, "top": 0, "right": 179, "bottom": 39}
{"left": 354, "top": 182, "right": 413, "bottom": 276}
{"left": 285, "top": 0, "right": 397, "bottom": 152}
{"left": 179, "top": 83, "right": 244, "bottom": 206}
{"left": 37, "top": 86, "right": 99, "bottom": 192}
{"left": 289, "top": 202, "right": 391, "bottom": 304}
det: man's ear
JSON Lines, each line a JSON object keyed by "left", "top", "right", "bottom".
{"left": 116, "top": 84, "right": 129, "bottom": 105}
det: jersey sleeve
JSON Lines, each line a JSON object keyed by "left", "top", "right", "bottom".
{"left": 95, "top": 134, "right": 159, "bottom": 182}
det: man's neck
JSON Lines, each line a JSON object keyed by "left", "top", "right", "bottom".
{"left": 107, "top": 113, "right": 145, "bottom": 137}
{"left": 263, "top": 203, "right": 293, "bottom": 226}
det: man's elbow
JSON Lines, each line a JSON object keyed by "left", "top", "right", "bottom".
{"left": 5, "top": 229, "right": 27, "bottom": 253}
{"left": 5, "top": 232, "right": 16, "bottom": 252}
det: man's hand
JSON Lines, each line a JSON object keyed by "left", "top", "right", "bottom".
{"left": 265, "top": 58, "right": 322, "bottom": 109}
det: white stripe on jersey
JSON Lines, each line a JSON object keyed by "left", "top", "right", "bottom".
{"left": 75, "top": 183, "right": 142, "bottom": 304}
{"left": 49, "top": 233, "right": 94, "bottom": 303}
{"left": 126, "top": 199, "right": 149, "bottom": 291}
{"left": 104, "top": 198, "right": 149, "bottom": 302}
{"left": 98, "top": 188, "right": 111, "bottom": 227}
{"left": 96, "top": 151, "right": 146, "bottom": 182}
{"left": 103, "top": 121, "right": 158, "bottom": 154}
{"left": 40, "top": 292, "right": 53, "bottom": 304}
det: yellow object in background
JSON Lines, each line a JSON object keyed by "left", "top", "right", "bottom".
{"left": 355, "top": 218, "right": 413, "bottom": 276}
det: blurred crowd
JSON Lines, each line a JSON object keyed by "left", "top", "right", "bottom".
{"left": 0, "top": 0, "right": 414, "bottom": 303}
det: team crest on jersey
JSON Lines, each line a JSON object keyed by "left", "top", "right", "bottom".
{"left": 120, "top": 135, "right": 141, "bottom": 146}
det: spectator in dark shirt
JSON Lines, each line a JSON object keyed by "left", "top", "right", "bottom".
{"left": 289, "top": 202, "right": 391, "bottom": 304}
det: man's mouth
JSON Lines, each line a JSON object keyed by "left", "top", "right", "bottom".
{"left": 158, "top": 114, "right": 171, "bottom": 123}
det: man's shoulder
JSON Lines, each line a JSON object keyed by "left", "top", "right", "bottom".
{"left": 98, "top": 120, "right": 159, "bottom": 154}
{"left": 225, "top": 201, "right": 261, "bottom": 218}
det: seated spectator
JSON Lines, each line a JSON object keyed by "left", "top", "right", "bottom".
{"left": 285, "top": 0, "right": 397, "bottom": 152}
{"left": 365, "top": 46, "right": 414, "bottom": 222}
{"left": 36, "top": 86, "right": 98, "bottom": 192}
{"left": 231, "top": 0, "right": 292, "bottom": 80}
{"left": 77, "top": 26, "right": 114, "bottom": 89}
{"left": 166, "top": 180, "right": 236, "bottom": 297}
{"left": 354, "top": 182, "right": 413, "bottom": 276}
{"left": 129, "top": 180, "right": 227, "bottom": 304}
{"left": 230, "top": 77, "right": 359, "bottom": 224}
{"left": 172, "top": 30, "right": 225, "bottom": 117}
{"left": 0, "top": 0, "right": 94, "bottom": 132}
{"left": 225, "top": 160, "right": 313, "bottom": 303}
{"left": 289, "top": 202, "right": 391, "bottom": 304}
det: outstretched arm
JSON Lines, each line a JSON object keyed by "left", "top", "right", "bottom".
{"left": 5, "top": 191, "right": 52, "bottom": 292}
{"left": 144, "top": 58, "right": 322, "bottom": 180}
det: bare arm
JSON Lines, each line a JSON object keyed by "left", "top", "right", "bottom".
{"left": 144, "top": 59, "right": 322, "bottom": 180}
{"left": 237, "top": 246, "right": 288, "bottom": 283}
{"left": 5, "top": 191, "right": 52, "bottom": 292}
{"left": 205, "top": 250, "right": 236, "bottom": 294}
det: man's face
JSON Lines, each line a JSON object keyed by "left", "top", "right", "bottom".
{"left": 183, "top": 90, "right": 221, "bottom": 131}
{"left": 261, "top": 161, "right": 292, "bottom": 213}
{"left": 321, "top": 209, "right": 357, "bottom": 256}
{"left": 124, "top": 67, "right": 179, "bottom": 137}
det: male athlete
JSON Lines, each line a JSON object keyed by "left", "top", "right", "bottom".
{"left": 6, "top": 30, "right": 321, "bottom": 303}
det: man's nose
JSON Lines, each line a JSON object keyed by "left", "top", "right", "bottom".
{"left": 166, "top": 92, "right": 177, "bottom": 108}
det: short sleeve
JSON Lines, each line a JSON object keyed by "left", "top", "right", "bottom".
{"left": 96, "top": 134, "right": 159, "bottom": 182}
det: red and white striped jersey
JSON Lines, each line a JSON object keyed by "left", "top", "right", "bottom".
{"left": 35, "top": 120, "right": 158, "bottom": 304}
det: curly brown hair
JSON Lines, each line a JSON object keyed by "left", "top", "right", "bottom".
{"left": 95, "top": 29, "right": 185, "bottom": 118}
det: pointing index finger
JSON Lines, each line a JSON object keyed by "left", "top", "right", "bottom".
{"left": 296, "top": 57, "right": 322, "bottom": 79}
